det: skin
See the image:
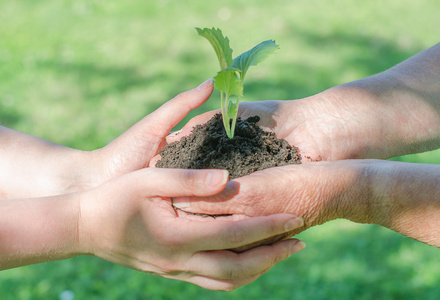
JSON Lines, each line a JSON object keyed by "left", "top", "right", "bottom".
{"left": 170, "top": 42, "right": 440, "bottom": 248}
{"left": 0, "top": 81, "right": 306, "bottom": 291}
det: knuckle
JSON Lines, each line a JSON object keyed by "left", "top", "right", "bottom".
{"left": 227, "top": 227, "right": 246, "bottom": 246}
{"left": 173, "top": 90, "right": 190, "bottom": 102}
{"left": 180, "top": 170, "right": 198, "bottom": 190}
{"left": 271, "top": 247, "right": 290, "bottom": 265}
{"left": 226, "top": 261, "right": 245, "bottom": 279}
{"left": 267, "top": 219, "right": 281, "bottom": 236}
{"left": 157, "top": 262, "right": 180, "bottom": 275}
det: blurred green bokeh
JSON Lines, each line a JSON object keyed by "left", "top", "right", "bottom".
{"left": 1, "top": 0, "right": 439, "bottom": 299}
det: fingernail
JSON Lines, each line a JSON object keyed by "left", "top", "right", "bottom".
{"left": 173, "top": 197, "right": 190, "bottom": 209}
{"left": 167, "top": 130, "right": 181, "bottom": 138}
{"left": 205, "top": 170, "right": 229, "bottom": 189}
{"left": 196, "top": 78, "right": 214, "bottom": 90}
{"left": 290, "top": 240, "right": 306, "bottom": 255}
{"left": 284, "top": 217, "right": 304, "bottom": 231}
{"left": 166, "top": 130, "right": 182, "bottom": 143}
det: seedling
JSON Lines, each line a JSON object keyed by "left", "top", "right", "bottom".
{"left": 196, "top": 27, "right": 279, "bottom": 138}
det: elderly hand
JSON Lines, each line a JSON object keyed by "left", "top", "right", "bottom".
{"left": 173, "top": 159, "right": 440, "bottom": 248}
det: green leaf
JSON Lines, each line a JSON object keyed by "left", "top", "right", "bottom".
{"left": 214, "top": 68, "right": 243, "bottom": 97}
{"left": 196, "top": 27, "right": 279, "bottom": 139}
{"left": 196, "top": 27, "right": 233, "bottom": 70}
{"left": 231, "top": 39, "right": 279, "bottom": 79}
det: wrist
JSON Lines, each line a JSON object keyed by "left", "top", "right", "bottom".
{"left": 57, "top": 150, "right": 105, "bottom": 194}
{"left": 333, "top": 73, "right": 440, "bottom": 158}
{"left": 26, "top": 148, "right": 104, "bottom": 197}
{"left": 300, "top": 159, "right": 386, "bottom": 226}
{"left": 321, "top": 82, "right": 398, "bottom": 159}
{"left": 289, "top": 86, "right": 394, "bottom": 161}
{"left": 339, "top": 159, "right": 405, "bottom": 226}
{"left": 336, "top": 159, "right": 378, "bottom": 224}
{"left": 0, "top": 126, "right": 105, "bottom": 198}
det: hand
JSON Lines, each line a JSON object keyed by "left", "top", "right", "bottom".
{"left": 172, "top": 160, "right": 368, "bottom": 234}
{"left": 78, "top": 167, "right": 306, "bottom": 291}
{"left": 173, "top": 159, "right": 440, "bottom": 247}
{"left": 167, "top": 43, "right": 440, "bottom": 248}
{"left": 91, "top": 79, "right": 216, "bottom": 183}
{"left": 166, "top": 91, "right": 401, "bottom": 162}
{"left": 0, "top": 80, "right": 217, "bottom": 199}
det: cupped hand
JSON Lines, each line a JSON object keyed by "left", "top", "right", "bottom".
{"left": 166, "top": 84, "right": 411, "bottom": 162}
{"left": 90, "top": 79, "right": 216, "bottom": 184}
{"left": 77, "top": 167, "right": 306, "bottom": 291}
{"left": 172, "top": 160, "right": 372, "bottom": 234}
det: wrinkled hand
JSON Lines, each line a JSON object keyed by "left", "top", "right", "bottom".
{"left": 173, "top": 160, "right": 372, "bottom": 234}
{"left": 78, "top": 167, "right": 306, "bottom": 291}
{"left": 167, "top": 85, "right": 410, "bottom": 162}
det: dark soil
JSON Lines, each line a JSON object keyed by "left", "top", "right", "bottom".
{"left": 156, "top": 113, "right": 301, "bottom": 178}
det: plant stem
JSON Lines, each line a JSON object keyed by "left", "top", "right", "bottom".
{"left": 229, "top": 95, "right": 241, "bottom": 138}
{"left": 220, "top": 91, "right": 232, "bottom": 137}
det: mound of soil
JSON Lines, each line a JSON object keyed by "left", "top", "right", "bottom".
{"left": 156, "top": 113, "right": 302, "bottom": 252}
{"left": 156, "top": 113, "right": 301, "bottom": 178}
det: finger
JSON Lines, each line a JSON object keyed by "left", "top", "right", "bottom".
{"left": 171, "top": 166, "right": 297, "bottom": 216}
{"left": 135, "top": 168, "right": 229, "bottom": 197}
{"left": 187, "top": 273, "right": 261, "bottom": 292}
{"left": 186, "top": 238, "right": 306, "bottom": 290}
{"left": 174, "top": 213, "right": 304, "bottom": 251}
{"left": 104, "top": 80, "right": 215, "bottom": 171}
{"left": 165, "top": 130, "right": 182, "bottom": 144}
{"left": 148, "top": 154, "right": 161, "bottom": 167}
{"left": 171, "top": 175, "right": 255, "bottom": 216}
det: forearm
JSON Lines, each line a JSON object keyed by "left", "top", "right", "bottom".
{"left": 0, "top": 194, "right": 80, "bottom": 270}
{"left": 0, "top": 126, "right": 100, "bottom": 199}
{"left": 328, "top": 42, "right": 440, "bottom": 158}
{"left": 345, "top": 160, "right": 440, "bottom": 247}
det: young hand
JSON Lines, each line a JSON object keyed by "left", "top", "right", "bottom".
{"left": 0, "top": 80, "right": 216, "bottom": 198}
{"left": 77, "top": 168, "right": 306, "bottom": 291}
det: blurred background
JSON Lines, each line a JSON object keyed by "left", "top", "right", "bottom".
{"left": 1, "top": 0, "right": 439, "bottom": 299}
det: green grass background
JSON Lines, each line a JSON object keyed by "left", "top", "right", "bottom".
{"left": 1, "top": 0, "right": 439, "bottom": 299}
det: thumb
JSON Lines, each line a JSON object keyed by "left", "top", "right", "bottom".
{"left": 116, "top": 79, "right": 214, "bottom": 144}
{"left": 103, "top": 79, "right": 214, "bottom": 171}
{"left": 171, "top": 180, "right": 243, "bottom": 215}
{"left": 138, "top": 168, "right": 230, "bottom": 198}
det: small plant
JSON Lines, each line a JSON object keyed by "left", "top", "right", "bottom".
{"left": 196, "top": 27, "right": 279, "bottom": 138}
